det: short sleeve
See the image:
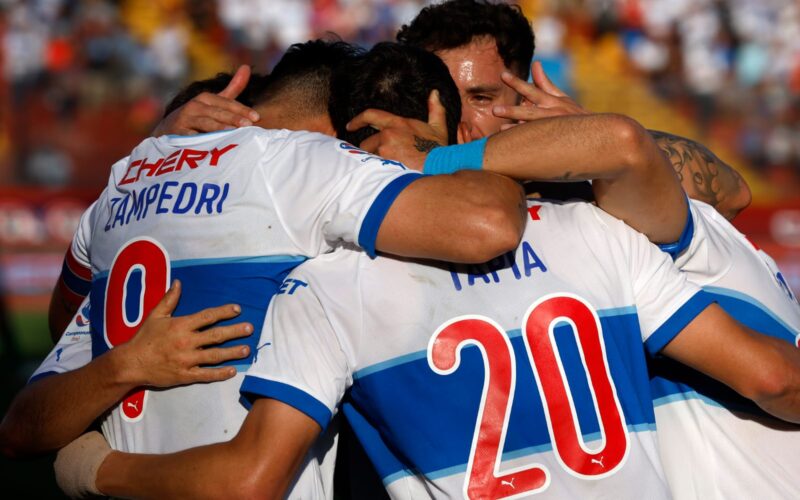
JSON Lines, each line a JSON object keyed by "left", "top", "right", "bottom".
{"left": 29, "top": 297, "right": 94, "bottom": 383}
{"left": 265, "top": 133, "right": 423, "bottom": 257}
{"left": 241, "top": 270, "right": 353, "bottom": 431}
{"left": 601, "top": 211, "right": 713, "bottom": 354}
{"left": 56, "top": 201, "right": 97, "bottom": 307}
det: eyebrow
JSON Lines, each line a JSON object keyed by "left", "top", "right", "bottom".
{"left": 465, "top": 84, "right": 502, "bottom": 94}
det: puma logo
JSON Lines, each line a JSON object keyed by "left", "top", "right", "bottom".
{"left": 126, "top": 401, "right": 140, "bottom": 412}
{"left": 591, "top": 456, "right": 605, "bottom": 468}
{"left": 501, "top": 478, "right": 516, "bottom": 489}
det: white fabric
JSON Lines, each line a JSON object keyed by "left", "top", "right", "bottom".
{"left": 246, "top": 200, "right": 708, "bottom": 499}
{"left": 654, "top": 200, "right": 800, "bottom": 500}
{"left": 33, "top": 127, "right": 417, "bottom": 499}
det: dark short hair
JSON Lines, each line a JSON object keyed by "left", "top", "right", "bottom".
{"left": 163, "top": 71, "right": 269, "bottom": 118}
{"left": 329, "top": 42, "right": 461, "bottom": 147}
{"left": 396, "top": 0, "right": 534, "bottom": 79}
{"left": 254, "top": 39, "right": 363, "bottom": 118}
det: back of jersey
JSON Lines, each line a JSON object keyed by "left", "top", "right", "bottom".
{"left": 651, "top": 200, "right": 800, "bottom": 499}
{"left": 83, "top": 127, "right": 415, "bottom": 454}
{"left": 245, "top": 200, "right": 711, "bottom": 499}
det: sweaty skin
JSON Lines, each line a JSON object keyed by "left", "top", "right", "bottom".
{"left": 436, "top": 37, "right": 519, "bottom": 140}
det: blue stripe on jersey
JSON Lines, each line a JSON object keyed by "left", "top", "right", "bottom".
{"left": 343, "top": 312, "right": 656, "bottom": 481}
{"left": 240, "top": 376, "right": 332, "bottom": 431}
{"left": 657, "top": 199, "right": 694, "bottom": 259}
{"left": 703, "top": 286, "right": 799, "bottom": 339}
{"left": 61, "top": 259, "right": 92, "bottom": 296}
{"left": 353, "top": 305, "right": 642, "bottom": 380}
{"left": 357, "top": 173, "right": 424, "bottom": 258}
{"left": 644, "top": 291, "right": 713, "bottom": 354}
{"left": 650, "top": 287, "right": 800, "bottom": 416}
{"left": 89, "top": 259, "right": 304, "bottom": 365}
{"left": 92, "top": 254, "right": 306, "bottom": 280}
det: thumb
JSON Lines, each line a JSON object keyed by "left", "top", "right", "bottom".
{"left": 427, "top": 89, "right": 448, "bottom": 136}
{"left": 531, "top": 61, "right": 566, "bottom": 97}
{"left": 151, "top": 280, "right": 181, "bottom": 318}
{"left": 219, "top": 65, "right": 251, "bottom": 99}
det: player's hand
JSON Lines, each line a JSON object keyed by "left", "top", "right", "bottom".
{"left": 492, "top": 61, "right": 590, "bottom": 122}
{"left": 152, "top": 65, "right": 260, "bottom": 136}
{"left": 113, "top": 280, "right": 253, "bottom": 388}
{"left": 346, "top": 90, "right": 449, "bottom": 171}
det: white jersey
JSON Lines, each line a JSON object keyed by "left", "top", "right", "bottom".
{"left": 31, "top": 127, "right": 421, "bottom": 499}
{"left": 651, "top": 200, "right": 800, "bottom": 500}
{"left": 244, "top": 200, "right": 712, "bottom": 500}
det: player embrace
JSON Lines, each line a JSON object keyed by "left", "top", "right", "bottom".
{"left": 2, "top": 1, "right": 799, "bottom": 499}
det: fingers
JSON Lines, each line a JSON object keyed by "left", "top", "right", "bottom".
{"left": 183, "top": 303, "right": 242, "bottom": 331}
{"left": 531, "top": 61, "right": 566, "bottom": 97}
{"left": 195, "top": 93, "right": 259, "bottom": 126}
{"left": 427, "top": 89, "right": 447, "bottom": 133}
{"left": 150, "top": 280, "right": 181, "bottom": 318}
{"left": 358, "top": 132, "right": 381, "bottom": 153}
{"left": 218, "top": 65, "right": 251, "bottom": 100}
{"left": 500, "top": 123, "right": 520, "bottom": 132}
{"left": 500, "top": 70, "right": 550, "bottom": 105}
{"left": 196, "top": 322, "right": 254, "bottom": 347}
{"left": 492, "top": 104, "right": 570, "bottom": 121}
{"left": 185, "top": 365, "right": 239, "bottom": 383}
{"left": 193, "top": 344, "right": 251, "bottom": 367}
{"left": 346, "top": 108, "right": 403, "bottom": 132}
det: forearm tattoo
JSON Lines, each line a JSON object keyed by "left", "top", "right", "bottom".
{"left": 649, "top": 130, "right": 744, "bottom": 211}
{"left": 414, "top": 135, "right": 441, "bottom": 153}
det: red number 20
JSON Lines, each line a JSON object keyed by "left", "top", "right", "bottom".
{"left": 428, "top": 293, "right": 629, "bottom": 499}
{"left": 104, "top": 238, "right": 170, "bottom": 421}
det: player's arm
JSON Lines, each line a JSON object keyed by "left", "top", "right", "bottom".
{"left": 48, "top": 275, "right": 85, "bottom": 343}
{"left": 375, "top": 169, "right": 526, "bottom": 263}
{"left": 662, "top": 303, "right": 800, "bottom": 423}
{"left": 348, "top": 85, "right": 684, "bottom": 245}
{"left": 0, "top": 282, "right": 252, "bottom": 457}
{"left": 70, "top": 398, "right": 319, "bottom": 499}
{"left": 152, "top": 65, "right": 260, "bottom": 136}
{"left": 482, "top": 112, "right": 686, "bottom": 244}
{"left": 493, "top": 62, "right": 750, "bottom": 219}
{"left": 647, "top": 130, "right": 751, "bottom": 220}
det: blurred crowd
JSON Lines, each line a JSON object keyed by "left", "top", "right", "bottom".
{"left": 0, "top": 0, "right": 798, "bottom": 195}
{"left": 580, "top": 0, "right": 800, "bottom": 188}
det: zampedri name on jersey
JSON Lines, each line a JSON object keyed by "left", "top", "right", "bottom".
{"left": 104, "top": 181, "right": 230, "bottom": 231}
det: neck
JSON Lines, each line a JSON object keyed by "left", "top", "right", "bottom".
{"left": 253, "top": 105, "right": 334, "bottom": 136}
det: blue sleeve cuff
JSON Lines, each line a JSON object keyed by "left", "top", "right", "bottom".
{"left": 358, "top": 172, "right": 424, "bottom": 258}
{"left": 27, "top": 371, "right": 58, "bottom": 385}
{"left": 61, "top": 259, "right": 91, "bottom": 296}
{"left": 423, "top": 137, "right": 488, "bottom": 175}
{"left": 645, "top": 291, "right": 715, "bottom": 355}
{"left": 240, "top": 375, "right": 332, "bottom": 431}
{"left": 658, "top": 198, "right": 694, "bottom": 260}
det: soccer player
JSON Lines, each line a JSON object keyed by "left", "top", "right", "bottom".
{"left": 0, "top": 40, "right": 526, "bottom": 493}
{"left": 393, "top": 0, "right": 750, "bottom": 219}
{"left": 55, "top": 42, "right": 800, "bottom": 500}
{"left": 163, "top": 1, "right": 749, "bottom": 222}
{"left": 648, "top": 207, "right": 800, "bottom": 499}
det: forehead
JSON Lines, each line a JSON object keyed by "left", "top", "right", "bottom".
{"left": 434, "top": 37, "right": 509, "bottom": 92}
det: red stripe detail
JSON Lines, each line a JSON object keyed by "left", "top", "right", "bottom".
{"left": 65, "top": 248, "right": 91, "bottom": 280}
{"left": 58, "top": 278, "right": 87, "bottom": 309}
{"left": 528, "top": 205, "right": 541, "bottom": 221}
